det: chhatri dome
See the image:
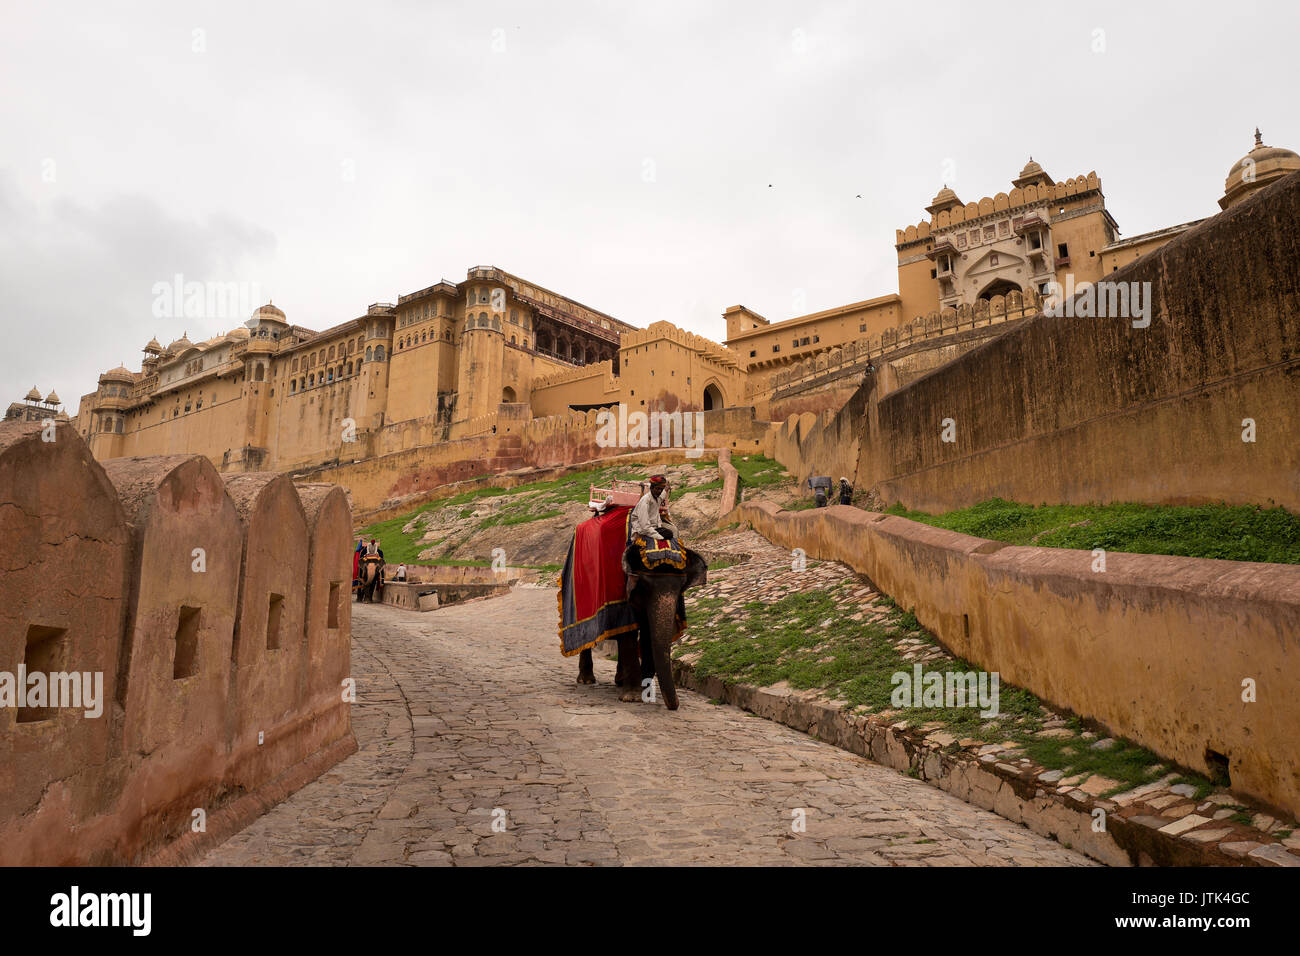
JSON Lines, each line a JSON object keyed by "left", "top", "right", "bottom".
{"left": 1012, "top": 156, "right": 1054, "bottom": 189}
{"left": 925, "top": 185, "right": 964, "bottom": 216}
{"left": 1220, "top": 128, "right": 1300, "bottom": 210}
{"left": 249, "top": 302, "right": 288, "bottom": 327}
{"left": 24, "top": 386, "right": 41, "bottom": 402}
{"left": 166, "top": 332, "right": 193, "bottom": 353}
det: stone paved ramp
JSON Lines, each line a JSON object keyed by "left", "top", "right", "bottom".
{"left": 199, "top": 589, "right": 1091, "bottom": 866}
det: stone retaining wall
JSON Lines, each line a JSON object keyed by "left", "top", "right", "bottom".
{"left": 731, "top": 500, "right": 1300, "bottom": 820}
{"left": 380, "top": 580, "right": 509, "bottom": 611}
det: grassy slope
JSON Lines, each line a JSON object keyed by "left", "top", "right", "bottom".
{"left": 884, "top": 498, "right": 1300, "bottom": 565}
{"left": 681, "top": 584, "right": 1214, "bottom": 795}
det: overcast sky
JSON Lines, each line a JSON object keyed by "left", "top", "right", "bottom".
{"left": 2, "top": 0, "right": 1295, "bottom": 409}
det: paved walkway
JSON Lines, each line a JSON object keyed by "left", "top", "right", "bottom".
{"left": 199, "top": 589, "right": 1091, "bottom": 866}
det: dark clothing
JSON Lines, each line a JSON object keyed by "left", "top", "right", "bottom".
{"left": 814, "top": 490, "right": 827, "bottom": 508}
{"left": 838, "top": 481, "right": 853, "bottom": 505}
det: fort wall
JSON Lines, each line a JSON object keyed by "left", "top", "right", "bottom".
{"left": 770, "top": 171, "right": 1300, "bottom": 514}
{"left": 0, "top": 420, "right": 355, "bottom": 865}
{"left": 872, "top": 169, "right": 1300, "bottom": 512}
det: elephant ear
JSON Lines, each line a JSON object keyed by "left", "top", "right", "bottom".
{"left": 683, "top": 549, "right": 708, "bottom": 591}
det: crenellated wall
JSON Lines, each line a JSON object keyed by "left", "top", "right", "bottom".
{"left": 0, "top": 420, "right": 355, "bottom": 865}
{"left": 895, "top": 173, "right": 1103, "bottom": 243}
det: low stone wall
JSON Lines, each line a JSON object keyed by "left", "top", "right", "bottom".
{"left": 732, "top": 500, "right": 1300, "bottom": 820}
{"left": 0, "top": 420, "right": 356, "bottom": 865}
{"left": 716, "top": 448, "right": 738, "bottom": 520}
{"left": 381, "top": 580, "right": 509, "bottom": 611}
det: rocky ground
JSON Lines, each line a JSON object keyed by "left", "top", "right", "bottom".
{"left": 370, "top": 455, "right": 798, "bottom": 570}
{"left": 679, "top": 526, "right": 1300, "bottom": 865}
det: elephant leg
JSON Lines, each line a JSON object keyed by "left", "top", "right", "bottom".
{"left": 577, "top": 648, "right": 595, "bottom": 684}
{"left": 642, "top": 583, "right": 681, "bottom": 710}
{"left": 617, "top": 633, "right": 642, "bottom": 702}
{"left": 638, "top": 615, "right": 655, "bottom": 682}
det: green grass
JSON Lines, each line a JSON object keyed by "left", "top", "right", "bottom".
{"left": 731, "top": 454, "right": 789, "bottom": 490}
{"left": 351, "top": 513, "right": 434, "bottom": 565}
{"left": 884, "top": 498, "right": 1300, "bottom": 564}
{"left": 679, "top": 586, "right": 1216, "bottom": 793}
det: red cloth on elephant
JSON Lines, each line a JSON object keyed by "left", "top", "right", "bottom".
{"left": 558, "top": 506, "right": 637, "bottom": 656}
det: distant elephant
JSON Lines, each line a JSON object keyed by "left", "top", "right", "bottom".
{"left": 577, "top": 547, "right": 707, "bottom": 710}
{"left": 356, "top": 554, "right": 384, "bottom": 603}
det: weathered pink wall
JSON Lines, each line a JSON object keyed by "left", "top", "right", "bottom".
{"left": 0, "top": 421, "right": 130, "bottom": 864}
{"left": 104, "top": 455, "right": 242, "bottom": 860}
{"left": 223, "top": 474, "right": 311, "bottom": 794}
{"left": 295, "top": 482, "right": 353, "bottom": 755}
{"left": 0, "top": 426, "right": 356, "bottom": 865}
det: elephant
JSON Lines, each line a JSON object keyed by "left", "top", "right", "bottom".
{"left": 356, "top": 554, "right": 384, "bottom": 603}
{"left": 577, "top": 547, "right": 707, "bottom": 710}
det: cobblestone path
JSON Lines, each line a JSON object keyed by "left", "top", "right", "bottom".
{"left": 199, "top": 589, "right": 1091, "bottom": 866}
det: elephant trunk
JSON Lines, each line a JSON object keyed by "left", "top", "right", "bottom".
{"left": 646, "top": 584, "right": 680, "bottom": 711}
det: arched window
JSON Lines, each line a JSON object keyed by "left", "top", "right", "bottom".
{"left": 291, "top": 380, "right": 297, "bottom": 394}
{"left": 327, "top": 368, "right": 334, "bottom": 382}
{"left": 346, "top": 361, "right": 353, "bottom": 375}
{"left": 510, "top": 310, "right": 517, "bottom": 323}
{"left": 375, "top": 345, "right": 386, "bottom": 361}
{"left": 502, "top": 386, "right": 516, "bottom": 402}
{"left": 492, "top": 316, "right": 501, "bottom": 330}
{"left": 309, "top": 373, "right": 315, "bottom": 386}
{"left": 511, "top": 335, "right": 517, "bottom": 344}
{"left": 328, "top": 345, "right": 335, "bottom": 359}
{"left": 254, "top": 364, "right": 265, "bottom": 382}
{"left": 366, "top": 346, "right": 373, "bottom": 361}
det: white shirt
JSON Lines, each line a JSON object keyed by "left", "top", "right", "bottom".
{"left": 630, "top": 490, "right": 670, "bottom": 539}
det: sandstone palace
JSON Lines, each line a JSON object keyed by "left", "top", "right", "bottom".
{"left": 12, "top": 132, "right": 1295, "bottom": 513}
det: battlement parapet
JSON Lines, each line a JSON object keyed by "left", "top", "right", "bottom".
{"left": 0, "top": 420, "right": 355, "bottom": 865}
{"left": 769, "top": 288, "right": 1042, "bottom": 392}
{"left": 897, "top": 173, "right": 1102, "bottom": 246}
